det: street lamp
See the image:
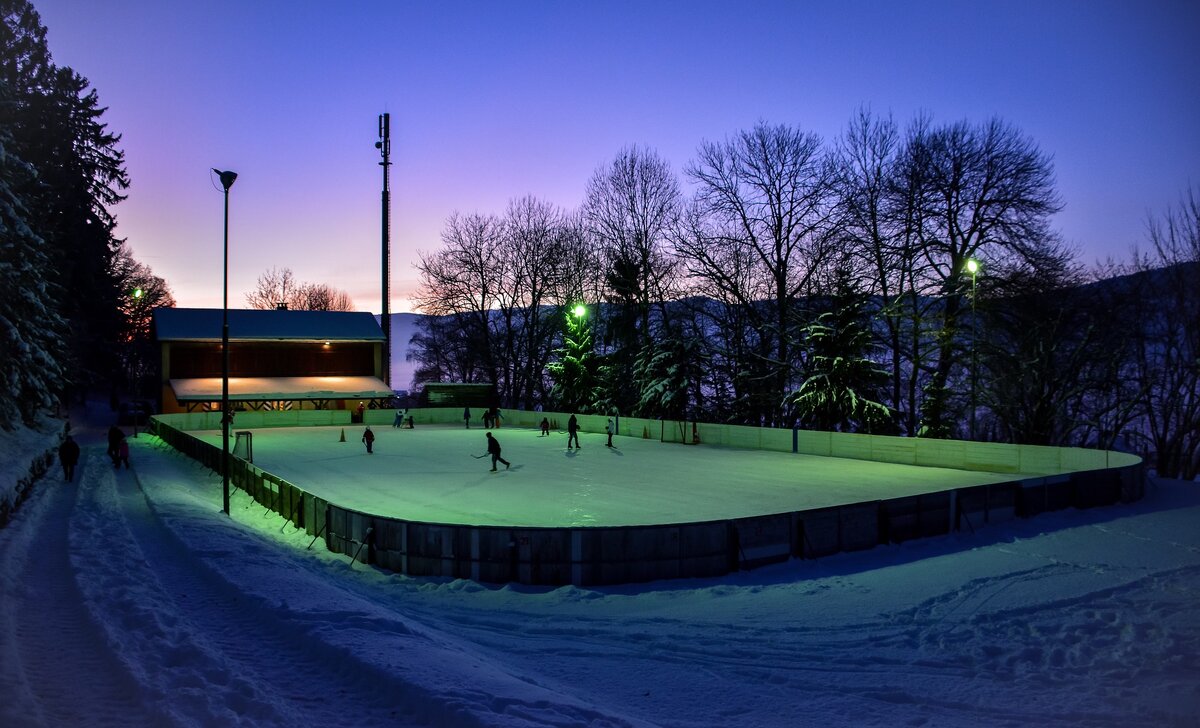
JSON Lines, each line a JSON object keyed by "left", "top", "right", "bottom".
{"left": 573, "top": 303, "right": 587, "bottom": 319}
{"left": 214, "top": 168, "right": 237, "bottom": 515}
{"left": 966, "top": 257, "right": 980, "bottom": 440}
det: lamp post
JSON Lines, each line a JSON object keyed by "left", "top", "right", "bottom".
{"left": 214, "top": 168, "right": 237, "bottom": 515}
{"left": 965, "top": 258, "right": 980, "bottom": 440}
{"left": 130, "top": 287, "right": 144, "bottom": 437}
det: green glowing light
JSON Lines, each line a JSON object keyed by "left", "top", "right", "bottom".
{"left": 965, "top": 259, "right": 979, "bottom": 275}
{"left": 573, "top": 304, "right": 587, "bottom": 318}
{"left": 133, "top": 287, "right": 143, "bottom": 298}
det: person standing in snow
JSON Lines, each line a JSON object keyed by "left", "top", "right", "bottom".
{"left": 485, "top": 432, "right": 510, "bottom": 471}
{"left": 605, "top": 418, "right": 615, "bottom": 448}
{"left": 567, "top": 414, "right": 580, "bottom": 450}
{"left": 117, "top": 436, "right": 130, "bottom": 469}
{"left": 59, "top": 434, "right": 81, "bottom": 481}
{"left": 362, "top": 426, "right": 375, "bottom": 454}
{"left": 107, "top": 425, "right": 123, "bottom": 467}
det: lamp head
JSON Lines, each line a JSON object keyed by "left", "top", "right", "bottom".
{"left": 213, "top": 169, "right": 238, "bottom": 191}
{"left": 965, "top": 258, "right": 979, "bottom": 275}
{"left": 573, "top": 304, "right": 587, "bottom": 318}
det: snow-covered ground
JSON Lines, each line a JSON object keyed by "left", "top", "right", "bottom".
{"left": 2, "top": 403, "right": 1198, "bottom": 727}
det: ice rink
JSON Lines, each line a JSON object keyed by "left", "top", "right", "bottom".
{"left": 194, "top": 424, "right": 1041, "bottom": 528}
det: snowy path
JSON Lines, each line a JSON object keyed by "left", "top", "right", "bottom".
{"left": 3, "top": 406, "right": 1198, "bottom": 726}
{"left": 0, "top": 448, "right": 162, "bottom": 727}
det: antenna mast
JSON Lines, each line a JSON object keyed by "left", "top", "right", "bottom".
{"left": 377, "top": 113, "right": 392, "bottom": 387}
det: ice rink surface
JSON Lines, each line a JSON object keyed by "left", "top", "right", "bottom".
{"left": 196, "top": 424, "right": 1041, "bottom": 528}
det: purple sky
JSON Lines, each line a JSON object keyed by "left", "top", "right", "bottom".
{"left": 32, "top": 0, "right": 1200, "bottom": 313}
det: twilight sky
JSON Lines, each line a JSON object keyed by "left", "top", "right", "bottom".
{"left": 32, "top": 0, "right": 1200, "bottom": 314}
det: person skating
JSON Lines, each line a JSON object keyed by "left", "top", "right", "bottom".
{"left": 567, "top": 414, "right": 580, "bottom": 450}
{"left": 58, "top": 434, "right": 80, "bottom": 482}
{"left": 392, "top": 408, "right": 406, "bottom": 428}
{"left": 463, "top": 407, "right": 471, "bottom": 429}
{"left": 362, "top": 426, "right": 375, "bottom": 454}
{"left": 485, "top": 432, "right": 510, "bottom": 471}
{"left": 605, "top": 418, "right": 615, "bottom": 448}
{"left": 540, "top": 417, "right": 550, "bottom": 437}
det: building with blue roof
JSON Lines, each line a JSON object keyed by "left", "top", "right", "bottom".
{"left": 152, "top": 308, "right": 394, "bottom": 414}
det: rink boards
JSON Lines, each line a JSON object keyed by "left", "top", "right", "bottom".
{"left": 150, "top": 409, "right": 1144, "bottom": 586}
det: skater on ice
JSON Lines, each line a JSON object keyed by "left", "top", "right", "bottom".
{"left": 485, "top": 432, "right": 510, "bottom": 471}
{"left": 567, "top": 414, "right": 580, "bottom": 450}
{"left": 463, "top": 407, "right": 471, "bottom": 428}
{"left": 362, "top": 426, "right": 375, "bottom": 454}
{"left": 392, "top": 407, "right": 406, "bottom": 428}
{"left": 605, "top": 418, "right": 615, "bottom": 448}
{"left": 540, "top": 417, "right": 550, "bottom": 437}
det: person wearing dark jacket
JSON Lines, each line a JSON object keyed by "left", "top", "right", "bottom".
{"left": 107, "top": 425, "right": 123, "bottom": 467}
{"left": 59, "top": 435, "right": 81, "bottom": 482}
{"left": 485, "top": 432, "right": 510, "bottom": 471}
{"left": 362, "top": 426, "right": 375, "bottom": 454}
{"left": 567, "top": 414, "right": 580, "bottom": 450}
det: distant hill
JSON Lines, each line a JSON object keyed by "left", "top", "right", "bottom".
{"left": 373, "top": 313, "right": 422, "bottom": 392}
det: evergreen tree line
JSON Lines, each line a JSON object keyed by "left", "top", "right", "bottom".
{"left": 413, "top": 113, "right": 1198, "bottom": 479}
{"left": 1, "top": 0, "right": 172, "bottom": 429}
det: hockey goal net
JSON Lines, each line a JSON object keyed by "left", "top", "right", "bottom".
{"left": 232, "top": 430, "right": 254, "bottom": 462}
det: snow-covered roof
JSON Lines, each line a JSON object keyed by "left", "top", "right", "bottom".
{"left": 169, "top": 376, "right": 394, "bottom": 402}
{"left": 154, "top": 308, "right": 384, "bottom": 342}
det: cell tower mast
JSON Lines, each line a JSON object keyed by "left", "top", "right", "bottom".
{"left": 376, "top": 113, "right": 392, "bottom": 387}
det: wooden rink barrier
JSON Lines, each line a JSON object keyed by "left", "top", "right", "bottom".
{"left": 149, "top": 410, "right": 1145, "bottom": 587}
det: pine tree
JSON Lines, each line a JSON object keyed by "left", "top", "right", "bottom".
{"left": 2, "top": 0, "right": 130, "bottom": 395}
{"left": 547, "top": 306, "right": 597, "bottom": 413}
{"left": 0, "top": 124, "right": 66, "bottom": 427}
{"left": 788, "top": 272, "right": 891, "bottom": 432}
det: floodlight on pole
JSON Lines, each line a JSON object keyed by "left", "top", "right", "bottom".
{"left": 214, "top": 168, "right": 237, "bottom": 515}
{"left": 573, "top": 304, "right": 587, "bottom": 318}
{"left": 966, "top": 257, "right": 980, "bottom": 440}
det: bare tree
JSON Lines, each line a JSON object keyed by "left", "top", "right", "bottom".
{"left": 245, "top": 267, "right": 299, "bottom": 310}
{"left": 834, "top": 109, "right": 931, "bottom": 433}
{"left": 583, "top": 146, "right": 682, "bottom": 336}
{"left": 294, "top": 282, "right": 354, "bottom": 311}
{"left": 901, "top": 117, "right": 1063, "bottom": 437}
{"left": 498, "top": 195, "right": 573, "bottom": 407}
{"left": 245, "top": 268, "right": 353, "bottom": 311}
{"left": 582, "top": 146, "right": 683, "bottom": 415}
{"left": 1128, "top": 187, "right": 1200, "bottom": 478}
{"left": 681, "top": 121, "right": 840, "bottom": 425}
{"left": 413, "top": 212, "right": 505, "bottom": 387}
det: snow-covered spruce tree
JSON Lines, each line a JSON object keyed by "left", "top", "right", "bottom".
{"left": 3, "top": 0, "right": 130, "bottom": 397}
{"left": 787, "top": 272, "right": 891, "bottom": 433}
{"left": 632, "top": 324, "right": 706, "bottom": 421}
{"left": 0, "top": 126, "right": 66, "bottom": 428}
{"left": 547, "top": 305, "right": 598, "bottom": 413}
